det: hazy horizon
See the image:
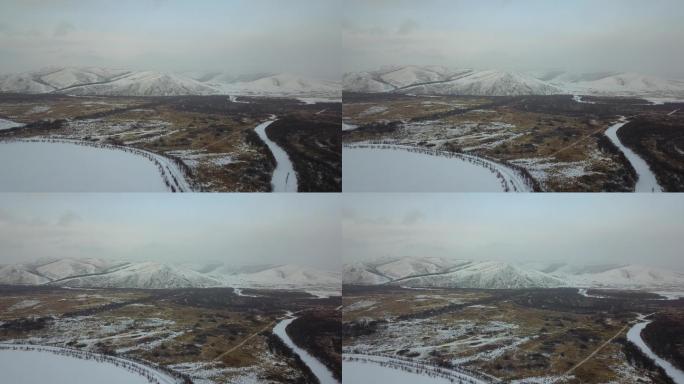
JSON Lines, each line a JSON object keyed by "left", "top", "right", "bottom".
{"left": 343, "top": 0, "right": 684, "bottom": 79}
{"left": 0, "top": 0, "right": 341, "bottom": 79}
{"left": 343, "top": 194, "right": 684, "bottom": 271}
{"left": 0, "top": 194, "right": 340, "bottom": 270}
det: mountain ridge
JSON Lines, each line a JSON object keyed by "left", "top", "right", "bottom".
{"left": 0, "top": 66, "right": 341, "bottom": 97}
{"left": 344, "top": 256, "right": 684, "bottom": 290}
{"left": 0, "top": 257, "right": 340, "bottom": 292}
{"left": 343, "top": 65, "right": 684, "bottom": 98}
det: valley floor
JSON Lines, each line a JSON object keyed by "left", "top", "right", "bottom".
{"left": 0, "top": 93, "right": 341, "bottom": 192}
{"left": 0, "top": 286, "right": 341, "bottom": 384}
{"left": 342, "top": 93, "right": 684, "bottom": 191}
{"left": 342, "top": 285, "right": 684, "bottom": 384}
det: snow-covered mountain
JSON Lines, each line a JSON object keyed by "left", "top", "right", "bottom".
{"left": 342, "top": 72, "right": 396, "bottom": 93}
{"left": 208, "top": 73, "right": 341, "bottom": 97}
{"left": 398, "top": 261, "right": 566, "bottom": 289}
{"left": 0, "top": 67, "right": 341, "bottom": 97}
{"left": 552, "top": 264, "right": 684, "bottom": 289}
{"left": 0, "top": 67, "right": 129, "bottom": 93}
{"left": 209, "top": 264, "right": 340, "bottom": 290}
{"left": 0, "top": 264, "right": 50, "bottom": 285}
{"left": 344, "top": 256, "right": 684, "bottom": 290}
{"left": 0, "top": 258, "right": 340, "bottom": 293}
{"left": 408, "top": 70, "right": 562, "bottom": 96}
{"left": 344, "top": 65, "right": 684, "bottom": 98}
{"left": 343, "top": 262, "right": 391, "bottom": 285}
{"left": 55, "top": 262, "right": 220, "bottom": 289}
{"left": 63, "top": 71, "right": 217, "bottom": 97}
{"left": 543, "top": 71, "right": 684, "bottom": 98}
{"left": 34, "top": 257, "right": 114, "bottom": 281}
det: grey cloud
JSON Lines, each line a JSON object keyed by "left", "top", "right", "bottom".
{"left": 53, "top": 21, "right": 75, "bottom": 37}
{"left": 397, "top": 19, "right": 418, "bottom": 35}
{"left": 57, "top": 211, "right": 82, "bottom": 227}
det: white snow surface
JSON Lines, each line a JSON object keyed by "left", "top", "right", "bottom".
{"left": 0, "top": 67, "right": 340, "bottom": 97}
{"left": 604, "top": 118, "right": 663, "bottom": 192}
{"left": 0, "top": 258, "right": 340, "bottom": 292}
{"left": 345, "top": 256, "right": 684, "bottom": 290}
{"left": 343, "top": 145, "right": 531, "bottom": 192}
{"left": 561, "top": 264, "right": 684, "bottom": 289}
{"left": 398, "top": 261, "right": 566, "bottom": 289}
{"left": 254, "top": 119, "right": 298, "bottom": 192}
{"left": 344, "top": 66, "right": 684, "bottom": 98}
{"left": 57, "top": 262, "right": 220, "bottom": 289}
{"left": 343, "top": 354, "right": 488, "bottom": 384}
{"left": 0, "top": 344, "right": 180, "bottom": 384}
{"left": 627, "top": 322, "right": 684, "bottom": 384}
{"left": 213, "top": 264, "right": 340, "bottom": 291}
{"left": 0, "top": 140, "right": 190, "bottom": 192}
{"left": 0, "top": 265, "right": 50, "bottom": 285}
{"left": 273, "top": 317, "right": 339, "bottom": 384}
{"left": 342, "top": 121, "right": 359, "bottom": 131}
{"left": 343, "top": 360, "right": 455, "bottom": 384}
{"left": 209, "top": 73, "right": 340, "bottom": 97}
{"left": 0, "top": 118, "right": 25, "bottom": 131}
{"left": 342, "top": 262, "right": 391, "bottom": 285}
{"left": 36, "top": 258, "right": 113, "bottom": 281}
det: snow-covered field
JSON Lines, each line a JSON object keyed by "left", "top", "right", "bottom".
{"left": 627, "top": 322, "right": 684, "bottom": 384}
{"left": 342, "top": 121, "right": 359, "bottom": 131}
{"left": 343, "top": 354, "right": 490, "bottom": 384}
{"left": 0, "top": 117, "right": 25, "bottom": 130}
{"left": 0, "top": 344, "right": 181, "bottom": 384}
{"left": 343, "top": 359, "right": 458, "bottom": 384}
{"left": 273, "top": 317, "right": 339, "bottom": 384}
{"left": 342, "top": 145, "right": 531, "bottom": 192}
{"left": 253, "top": 119, "right": 298, "bottom": 192}
{"left": 604, "top": 118, "right": 663, "bottom": 192}
{"left": 577, "top": 288, "right": 607, "bottom": 299}
{"left": 0, "top": 140, "right": 177, "bottom": 192}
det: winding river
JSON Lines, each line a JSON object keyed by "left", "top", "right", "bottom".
{"left": 627, "top": 321, "right": 684, "bottom": 383}
{"left": 0, "top": 139, "right": 191, "bottom": 192}
{"left": 342, "top": 144, "right": 532, "bottom": 192}
{"left": 273, "top": 317, "right": 338, "bottom": 384}
{"left": 605, "top": 118, "right": 663, "bottom": 192}
{"left": 254, "top": 119, "right": 298, "bottom": 192}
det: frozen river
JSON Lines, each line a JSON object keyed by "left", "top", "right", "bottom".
{"left": 254, "top": 119, "right": 298, "bottom": 192}
{"left": 342, "top": 145, "right": 532, "bottom": 192}
{"left": 0, "top": 140, "right": 190, "bottom": 192}
{"left": 605, "top": 118, "right": 663, "bottom": 192}
{"left": 627, "top": 321, "right": 684, "bottom": 384}
{"left": 273, "top": 317, "right": 339, "bottom": 384}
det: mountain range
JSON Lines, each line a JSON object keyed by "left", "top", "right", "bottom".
{"left": 0, "top": 257, "right": 341, "bottom": 293}
{"left": 343, "top": 256, "right": 684, "bottom": 290}
{"left": 0, "top": 67, "right": 341, "bottom": 98}
{"left": 343, "top": 65, "right": 684, "bottom": 98}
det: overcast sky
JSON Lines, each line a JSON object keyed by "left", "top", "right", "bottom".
{"left": 0, "top": 194, "right": 340, "bottom": 270}
{"left": 343, "top": 194, "right": 684, "bottom": 270}
{"left": 0, "top": 0, "right": 340, "bottom": 79}
{"left": 343, "top": 0, "right": 684, "bottom": 78}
